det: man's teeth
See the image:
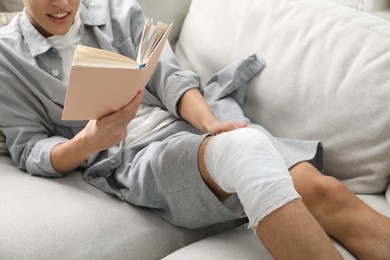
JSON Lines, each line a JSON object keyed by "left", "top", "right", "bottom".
{"left": 50, "top": 13, "right": 68, "bottom": 18}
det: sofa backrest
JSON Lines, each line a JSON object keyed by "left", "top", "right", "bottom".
{"left": 138, "top": 0, "right": 192, "bottom": 47}
{"left": 176, "top": 0, "right": 390, "bottom": 194}
{"left": 0, "top": 0, "right": 22, "bottom": 27}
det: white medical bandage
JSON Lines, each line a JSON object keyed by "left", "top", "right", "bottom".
{"left": 204, "top": 128, "right": 301, "bottom": 229}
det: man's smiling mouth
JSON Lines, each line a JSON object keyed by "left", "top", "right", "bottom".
{"left": 48, "top": 12, "right": 70, "bottom": 19}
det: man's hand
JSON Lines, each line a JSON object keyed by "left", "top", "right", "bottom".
{"left": 50, "top": 90, "right": 144, "bottom": 173}
{"left": 82, "top": 90, "right": 144, "bottom": 152}
{"left": 206, "top": 121, "right": 247, "bottom": 135}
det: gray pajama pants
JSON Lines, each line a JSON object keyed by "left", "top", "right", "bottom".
{"left": 109, "top": 120, "right": 323, "bottom": 229}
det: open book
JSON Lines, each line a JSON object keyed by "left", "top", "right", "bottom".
{"left": 62, "top": 18, "right": 173, "bottom": 120}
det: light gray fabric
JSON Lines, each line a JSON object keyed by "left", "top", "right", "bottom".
{"left": 0, "top": 155, "right": 246, "bottom": 260}
{"left": 114, "top": 123, "right": 247, "bottom": 229}
{"left": 0, "top": 11, "right": 19, "bottom": 154}
{"left": 176, "top": 0, "right": 390, "bottom": 194}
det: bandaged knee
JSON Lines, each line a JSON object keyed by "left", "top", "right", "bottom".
{"left": 204, "top": 128, "right": 301, "bottom": 229}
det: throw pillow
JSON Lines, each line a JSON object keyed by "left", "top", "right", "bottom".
{"left": 176, "top": 0, "right": 390, "bottom": 194}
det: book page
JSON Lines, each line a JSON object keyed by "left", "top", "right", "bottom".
{"left": 138, "top": 18, "right": 170, "bottom": 64}
{"left": 137, "top": 18, "right": 154, "bottom": 64}
{"left": 73, "top": 45, "right": 140, "bottom": 68}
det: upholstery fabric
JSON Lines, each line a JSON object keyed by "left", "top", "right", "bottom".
{"left": 0, "top": 155, "right": 245, "bottom": 259}
{"left": 0, "top": 13, "right": 13, "bottom": 154}
{"left": 176, "top": 0, "right": 390, "bottom": 194}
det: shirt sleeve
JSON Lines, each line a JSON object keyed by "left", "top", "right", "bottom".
{"left": 146, "top": 44, "right": 202, "bottom": 118}
{"left": 25, "top": 136, "right": 68, "bottom": 177}
{"left": 113, "top": 0, "right": 202, "bottom": 118}
{"left": 0, "top": 63, "right": 65, "bottom": 178}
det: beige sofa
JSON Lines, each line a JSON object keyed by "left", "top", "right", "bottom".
{"left": 1, "top": 0, "right": 390, "bottom": 259}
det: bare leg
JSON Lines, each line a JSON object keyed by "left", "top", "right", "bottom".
{"left": 290, "top": 162, "right": 390, "bottom": 259}
{"left": 256, "top": 199, "right": 342, "bottom": 259}
{"left": 198, "top": 137, "right": 342, "bottom": 259}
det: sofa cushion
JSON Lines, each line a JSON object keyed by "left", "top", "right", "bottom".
{"left": 176, "top": 0, "right": 390, "bottom": 194}
{"left": 0, "top": 155, "right": 245, "bottom": 259}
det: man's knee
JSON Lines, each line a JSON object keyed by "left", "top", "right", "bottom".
{"left": 304, "top": 174, "right": 350, "bottom": 218}
{"left": 310, "top": 175, "right": 346, "bottom": 201}
{"left": 291, "top": 163, "right": 347, "bottom": 203}
{"left": 204, "top": 127, "right": 300, "bottom": 228}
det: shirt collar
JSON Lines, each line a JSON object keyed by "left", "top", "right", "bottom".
{"left": 20, "top": 1, "right": 105, "bottom": 58}
{"left": 79, "top": 1, "right": 105, "bottom": 27}
{"left": 20, "top": 11, "right": 52, "bottom": 57}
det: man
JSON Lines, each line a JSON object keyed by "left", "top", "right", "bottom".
{"left": 0, "top": 0, "right": 388, "bottom": 258}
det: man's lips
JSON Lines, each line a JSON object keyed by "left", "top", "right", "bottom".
{"left": 49, "top": 12, "right": 69, "bottom": 19}
{"left": 47, "top": 12, "right": 71, "bottom": 22}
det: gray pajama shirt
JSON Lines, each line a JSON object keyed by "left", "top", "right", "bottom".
{"left": 0, "top": 0, "right": 322, "bottom": 228}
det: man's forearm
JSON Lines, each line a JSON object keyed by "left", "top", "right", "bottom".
{"left": 177, "top": 88, "right": 219, "bottom": 133}
{"left": 50, "top": 132, "right": 96, "bottom": 174}
{"left": 50, "top": 91, "right": 144, "bottom": 174}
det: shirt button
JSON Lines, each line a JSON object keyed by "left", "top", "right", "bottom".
{"left": 51, "top": 69, "right": 59, "bottom": 77}
{"left": 110, "top": 159, "right": 117, "bottom": 165}
{"left": 87, "top": 174, "right": 94, "bottom": 180}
